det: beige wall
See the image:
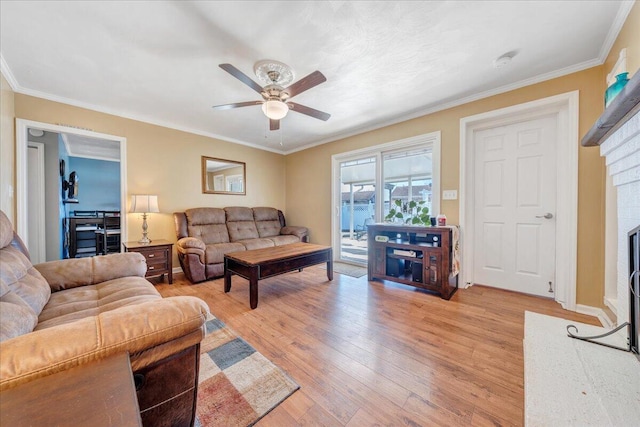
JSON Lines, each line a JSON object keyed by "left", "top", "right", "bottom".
{"left": 12, "top": 94, "right": 286, "bottom": 266}
{"left": 605, "top": 2, "right": 640, "bottom": 83}
{"left": 286, "top": 66, "right": 606, "bottom": 307}
{"left": 0, "top": 72, "right": 15, "bottom": 224}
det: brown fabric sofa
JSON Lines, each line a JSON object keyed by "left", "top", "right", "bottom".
{"left": 174, "top": 206, "right": 309, "bottom": 283}
{"left": 0, "top": 210, "right": 209, "bottom": 427}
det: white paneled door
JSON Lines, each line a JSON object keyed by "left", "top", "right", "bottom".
{"left": 473, "top": 115, "right": 557, "bottom": 297}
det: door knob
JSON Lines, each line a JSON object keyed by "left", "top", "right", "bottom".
{"left": 535, "top": 213, "right": 553, "bottom": 219}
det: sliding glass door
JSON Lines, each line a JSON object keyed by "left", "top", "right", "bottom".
{"left": 333, "top": 133, "right": 440, "bottom": 267}
{"left": 339, "top": 156, "right": 377, "bottom": 264}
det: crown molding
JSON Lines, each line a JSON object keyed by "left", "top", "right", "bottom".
{"left": 597, "top": 0, "right": 636, "bottom": 63}
{"left": 11, "top": 84, "right": 285, "bottom": 155}
{"left": 0, "top": 54, "right": 20, "bottom": 91}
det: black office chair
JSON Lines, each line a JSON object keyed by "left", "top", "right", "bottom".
{"left": 95, "top": 211, "right": 121, "bottom": 255}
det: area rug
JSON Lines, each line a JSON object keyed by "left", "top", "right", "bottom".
{"left": 316, "top": 261, "right": 367, "bottom": 278}
{"left": 195, "top": 316, "right": 299, "bottom": 426}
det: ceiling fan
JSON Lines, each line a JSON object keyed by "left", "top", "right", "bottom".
{"left": 212, "top": 60, "right": 330, "bottom": 131}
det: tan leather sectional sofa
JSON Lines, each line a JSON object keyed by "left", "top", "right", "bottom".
{"left": 174, "top": 206, "right": 309, "bottom": 283}
{"left": 0, "top": 211, "right": 209, "bottom": 427}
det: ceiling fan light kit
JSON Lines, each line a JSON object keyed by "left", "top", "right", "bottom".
{"left": 262, "top": 100, "right": 289, "bottom": 120}
{"left": 212, "top": 60, "right": 330, "bottom": 131}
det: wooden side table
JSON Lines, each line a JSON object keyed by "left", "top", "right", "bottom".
{"left": 0, "top": 353, "right": 142, "bottom": 427}
{"left": 123, "top": 239, "right": 173, "bottom": 284}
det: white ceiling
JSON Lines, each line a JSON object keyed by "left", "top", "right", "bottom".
{"left": 1, "top": 1, "right": 633, "bottom": 154}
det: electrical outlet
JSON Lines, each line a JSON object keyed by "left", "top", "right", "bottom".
{"left": 442, "top": 190, "right": 458, "bottom": 200}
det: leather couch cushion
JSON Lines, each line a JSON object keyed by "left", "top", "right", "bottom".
{"left": 185, "top": 208, "right": 230, "bottom": 245}
{"left": 255, "top": 220, "right": 282, "bottom": 238}
{"left": 36, "top": 276, "right": 161, "bottom": 330}
{"left": 0, "top": 246, "right": 51, "bottom": 316}
{"left": 268, "top": 235, "right": 301, "bottom": 246}
{"left": 224, "top": 207, "right": 254, "bottom": 222}
{"left": 0, "top": 211, "right": 13, "bottom": 248}
{"left": 227, "top": 221, "right": 260, "bottom": 241}
{"left": 0, "top": 290, "right": 39, "bottom": 342}
{"left": 252, "top": 207, "right": 279, "bottom": 222}
{"left": 226, "top": 207, "right": 260, "bottom": 241}
{"left": 237, "top": 238, "right": 275, "bottom": 250}
{"left": 253, "top": 207, "right": 282, "bottom": 238}
{"left": 204, "top": 242, "right": 246, "bottom": 264}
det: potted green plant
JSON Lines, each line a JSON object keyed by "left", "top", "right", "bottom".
{"left": 384, "top": 199, "right": 430, "bottom": 225}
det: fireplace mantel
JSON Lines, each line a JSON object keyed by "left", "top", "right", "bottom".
{"left": 582, "top": 70, "right": 640, "bottom": 147}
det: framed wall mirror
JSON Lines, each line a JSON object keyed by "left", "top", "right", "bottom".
{"left": 202, "top": 156, "right": 246, "bottom": 195}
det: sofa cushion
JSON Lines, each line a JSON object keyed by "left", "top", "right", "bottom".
{"left": 253, "top": 207, "right": 282, "bottom": 238}
{"left": 0, "top": 246, "right": 51, "bottom": 316}
{"left": 36, "top": 276, "right": 161, "bottom": 330}
{"left": 0, "top": 211, "right": 13, "bottom": 249}
{"left": 224, "top": 207, "right": 254, "bottom": 222}
{"left": 237, "top": 238, "right": 275, "bottom": 250}
{"left": 35, "top": 253, "right": 146, "bottom": 292}
{"left": 204, "top": 242, "right": 246, "bottom": 264}
{"left": 268, "top": 235, "right": 301, "bottom": 246}
{"left": 0, "top": 289, "right": 39, "bottom": 342}
{"left": 185, "top": 208, "right": 229, "bottom": 245}
{"left": 225, "top": 207, "right": 260, "bottom": 241}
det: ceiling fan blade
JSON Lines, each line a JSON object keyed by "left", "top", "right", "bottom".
{"left": 270, "top": 119, "right": 280, "bottom": 131}
{"left": 219, "top": 63, "right": 264, "bottom": 94}
{"left": 212, "top": 101, "right": 261, "bottom": 110}
{"left": 287, "top": 102, "right": 331, "bottom": 121}
{"left": 284, "top": 71, "right": 327, "bottom": 98}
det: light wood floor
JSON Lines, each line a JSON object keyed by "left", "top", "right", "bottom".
{"left": 154, "top": 267, "right": 600, "bottom": 426}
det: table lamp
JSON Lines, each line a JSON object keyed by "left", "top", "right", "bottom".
{"left": 130, "top": 195, "right": 159, "bottom": 244}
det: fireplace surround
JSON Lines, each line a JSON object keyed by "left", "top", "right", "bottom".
{"left": 580, "top": 69, "right": 640, "bottom": 357}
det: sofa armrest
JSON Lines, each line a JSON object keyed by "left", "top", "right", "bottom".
{"left": 176, "top": 237, "right": 206, "bottom": 251}
{"left": 281, "top": 225, "right": 309, "bottom": 241}
{"left": 35, "top": 253, "right": 147, "bottom": 292}
{"left": 176, "top": 237, "right": 206, "bottom": 262}
{"left": 0, "top": 296, "right": 209, "bottom": 391}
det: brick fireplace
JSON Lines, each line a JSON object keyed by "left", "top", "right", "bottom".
{"left": 599, "top": 108, "right": 640, "bottom": 331}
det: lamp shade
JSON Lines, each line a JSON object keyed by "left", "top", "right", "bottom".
{"left": 130, "top": 195, "right": 159, "bottom": 213}
{"left": 261, "top": 100, "right": 289, "bottom": 120}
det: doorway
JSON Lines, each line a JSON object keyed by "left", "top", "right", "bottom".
{"left": 15, "top": 119, "right": 127, "bottom": 260}
{"left": 460, "top": 92, "right": 579, "bottom": 309}
{"left": 27, "top": 141, "right": 46, "bottom": 264}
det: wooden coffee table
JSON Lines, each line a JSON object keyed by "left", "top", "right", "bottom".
{"left": 224, "top": 242, "right": 333, "bottom": 309}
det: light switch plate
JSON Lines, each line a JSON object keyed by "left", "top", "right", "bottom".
{"left": 442, "top": 190, "right": 458, "bottom": 200}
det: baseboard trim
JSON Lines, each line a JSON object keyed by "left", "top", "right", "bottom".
{"left": 576, "top": 304, "right": 615, "bottom": 328}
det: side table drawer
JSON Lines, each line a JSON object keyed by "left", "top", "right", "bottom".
{"left": 142, "top": 248, "right": 168, "bottom": 263}
{"left": 123, "top": 240, "right": 174, "bottom": 284}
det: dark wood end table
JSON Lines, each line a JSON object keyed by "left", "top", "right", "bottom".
{"left": 123, "top": 239, "right": 173, "bottom": 284}
{"left": 224, "top": 242, "right": 333, "bottom": 309}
